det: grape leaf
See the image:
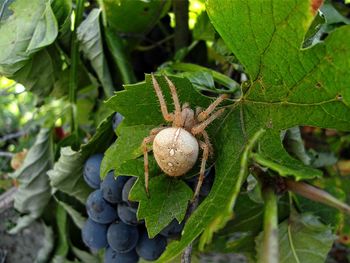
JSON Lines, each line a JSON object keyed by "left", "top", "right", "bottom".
{"left": 100, "top": 124, "right": 154, "bottom": 179}
{"left": 105, "top": 74, "right": 213, "bottom": 126}
{"left": 9, "top": 128, "right": 53, "bottom": 234}
{"left": 158, "top": 0, "right": 350, "bottom": 261}
{"left": 264, "top": 212, "right": 334, "bottom": 263}
{"left": 130, "top": 176, "right": 193, "bottom": 238}
{"left": 117, "top": 156, "right": 193, "bottom": 238}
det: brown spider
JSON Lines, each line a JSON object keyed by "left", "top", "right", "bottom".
{"left": 142, "top": 74, "right": 228, "bottom": 200}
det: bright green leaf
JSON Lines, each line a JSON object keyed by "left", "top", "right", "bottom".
{"left": 100, "top": 124, "right": 154, "bottom": 178}
{"left": 159, "top": 0, "right": 350, "bottom": 260}
{"left": 130, "top": 176, "right": 192, "bottom": 238}
{"left": 101, "top": 0, "right": 170, "bottom": 35}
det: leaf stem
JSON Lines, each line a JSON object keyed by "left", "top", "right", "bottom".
{"left": 286, "top": 180, "right": 350, "bottom": 215}
{"left": 259, "top": 186, "right": 279, "bottom": 263}
{"left": 69, "top": 0, "right": 85, "bottom": 139}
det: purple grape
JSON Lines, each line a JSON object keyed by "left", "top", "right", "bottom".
{"left": 118, "top": 203, "right": 138, "bottom": 225}
{"left": 160, "top": 219, "right": 184, "bottom": 237}
{"left": 112, "top": 112, "right": 124, "bottom": 131}
{"left": 86, "top": 189, "right": 117, "bottom": 224}
{"left": 82, "top": 218, "right": 108, "bottom": 250}
{"left": 101, "top": 172, "right": 130, "bottom": 204}
{"left": 136, "top": 231, "right": 167, "bottom": 261}
{"left": 104, "top": 247, "right": 139, "bottom": 263}
{"left": 107, "top": 221, "right": 139, "bottom": 253}
{"left": 122, "top": 177, "right": 138, "bottom": 207}
{"left": 83, "top": 153, "right": 103, "bottom": 189}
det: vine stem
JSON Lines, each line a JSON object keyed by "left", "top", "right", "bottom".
{"left": 181, "top": 197, "right": 199, "bottom": 263}
{"left": 69, "top": 0, "right": 85, "bottom": 138}
{"left": 286, "top": 180, "right": 350, "bottom": 215}
{"left": 259, "top": 186, "right": 279, "bottom": 263}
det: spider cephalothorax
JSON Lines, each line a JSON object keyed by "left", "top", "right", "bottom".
{"left": 142, "top": 74, "right": 228, "bottom": 199}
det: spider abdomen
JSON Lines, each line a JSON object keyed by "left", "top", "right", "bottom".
{"left": 153, "top": 127, "right": 199, "bottom": 177}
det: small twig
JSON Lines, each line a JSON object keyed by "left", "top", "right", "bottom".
{"left": 135, "top": 34, "right": 175, "bottom": 51}
{"left": 181, "top": 196, "right": 199, "bottom": 263}
{"left": 0, "top": 151, "right": 14, "bottom": 158}
{"left": 173, "top": 0, "right": 190, "bottom": 51}
{"left": 0, "top": 130, "right": 28, "bottom": 143}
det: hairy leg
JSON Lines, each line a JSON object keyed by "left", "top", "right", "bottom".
{"left": 200, "top": 130, "right": 213, "bottom": 156}
{"left": 142, "top": 127, "right": 165, "bottom": 196}
{"left": 193, "top": 140, "right": 209, "bottom": 201}
{"left": 164, "top": 75, "right": 183, "bottom": 127}
{"left": 191, "top": 108, "right": 225, "bottom": 135}
{"left": 197, "top": 94, "right": 229, "bottom": 122}
{"left": 151, "top": 73, "right": 174, "bottom": 122}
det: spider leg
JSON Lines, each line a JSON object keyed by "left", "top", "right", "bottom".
{"left": 142, "top": 127, "right": 165, "bottom": 197}
{"left": 200, "top": 130, "right": 214, "bottom": 156}
{"left": 197, "top": 94, "right": 229, "bottom": 122}
{"left": 164, "top": 75, "right": 183, "bottom": 127}
{"left": 151, "top": 73, "right": 174, "bottom": 122}
{"left": 191, "top": 108, "right": 225, "bottom": 135}
{"left": 192, "top": 140, "right": 209, "bottom": 201}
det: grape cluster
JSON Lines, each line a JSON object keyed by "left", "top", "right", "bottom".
{"left": 81, "top": 156, "right": 177, "bottom": 262}
{"left": 81, "top": 113, "right": 215, "bottom": 262}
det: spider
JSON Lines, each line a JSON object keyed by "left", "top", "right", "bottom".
{"left": 142, "top": 74, "right": 228, "bottom": 200}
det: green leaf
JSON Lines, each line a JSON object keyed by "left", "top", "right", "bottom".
{"left": 9, "top": 128, "right": 53, "bottom": 233}
{"left": 251, "top": 131, "right": 322, "bottom": 181}
{"left": 56, "top": 198, "right": 86, "bottom": 229}
{"left": 101, "top": 124, "right": 154, "bottom": 178}
{"left": 48, "top": 147, "right": 91, "bottom": 203}
{"left": 193, "top": 11, "right": 216, "bottom": 41}
{"left": 130, "top": 176, "right": 193, "bottom": 238}
{"left": 0, "top": 0, "right": 58, "bottom": 75}
{"left": 71, "top": 245, "right": 100, "bottom": 263}
{"left": 101, "top": 0, "right": 170, "bottom": 35}
{"left": 51, "top": 0, "right": 72, "bottom": 28}
{"left": 277, "top": 212, "right": 334, "bottom": 263}
{"left": 11, "top": 47, "right": 63, "bottom": 97}
{"left": 48, "top": 115, "right": 115, "bottom": 203}
{"left": 159, "top": 0, "right": 350, "bottom": 260}
{"left": 205, "top": 194, "right": 265, "bottom": 256}
{"left": 52, "top": 203, "right": 69, "bottom": 262}
{"left": 105, "top": 74, "right": 213, "bottom": 126}
{"left": 77, "top": 9, "right": 114, "bottom": 97}
{"left": 283, "top": 127, "right": 311, "bottom": 166}
{"left": 169, "top": 62, "right": 240, "bottom": 93}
